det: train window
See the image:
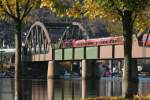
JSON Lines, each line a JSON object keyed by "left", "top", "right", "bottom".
{"left": 86, "top": 42, "right": 90, "bottom": 46}
{"left": 96, "top": 41, "right": 100, "bottom": 45}
{"left": 85, "top": 42, "right": 89, "bottom": 46}
{"left": 89, "top": 42, "right": 94, "bottom": 45}
{"left": 101, "top": 41, "right": 104, "bottom": 44}
{"left": 112, "top": 40, "right": 116, "bottom": 43}
{"left": 79, "top": 43, "right": 82, "bottom": 46}
{"left": 112, "top": 40, "right": 115, "bottom": 43}
{"left": 109, "top": 40, "right": 112, "bottom": 44}
{"left": 102, "top": 41, "right": 105, "bottom": 44}
{"left": 104, "top": 41, "right": 107, "bottom": 44}
{"left": 111, "top": 39, "right": 115, "bottom": 43}
{"left": 103, "top": 41, "right": 106, "bottom": 44}
{"left": 96, "top": 42, "right": 99, "bottom": 45}
{"left": 78, "top": 43, "right": 83, "bottom": 46}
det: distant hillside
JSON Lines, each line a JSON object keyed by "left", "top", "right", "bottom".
{"left": 0, "top": 8, "right": 118, "bottom": 48}
{"left": 0, "top": 21, "right": 15, "bottom": 48}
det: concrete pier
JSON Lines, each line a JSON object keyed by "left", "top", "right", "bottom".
{"left": 81, "top": 59, "right": 87, "bottom": 79}
{"left": 47, "top": 61, "right": 54, "bottom": 79}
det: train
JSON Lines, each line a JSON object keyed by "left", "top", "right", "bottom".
{"left": 142, "top": 34, "right": 150, "bottom": 46}
{"left": 62, "top": 34, "right": 150, "bottom": 48}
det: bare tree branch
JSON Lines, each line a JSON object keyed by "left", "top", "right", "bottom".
{"left": 16, "top": 0, "right": 20, "bottom": 19}
{"left": 4, "top": 9, "right": 17, "bottom": 20}
{"left": 144, "top": 28, "right": 150, "bottom": 46}
{"left": 136, "top": 27, "right": 149, "bottom": 41}
{"left": 4, "top": 0, "right": 16, "bottom": 18}
{"left": 116, "top": 8, "right": 123, "bottom": 17}
{"left": 21, "top": 0, "right": 30, "bottom": 19}
{"left": 109, "top": 0, "right": 123, "bottom": 17}
{"left": 21, "top": 6, "right": 33, "bottom": 21}
{"left": 132, "top": 13, "right": 137, "bottom": 25}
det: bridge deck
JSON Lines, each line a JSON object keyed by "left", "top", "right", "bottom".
{"left": 23, "top": 37, "right": 150, "bottom": 62}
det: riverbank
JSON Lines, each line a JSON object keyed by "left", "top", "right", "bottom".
{"left": 0, "top": 68, "right": 14, "bottom": 78}
{"left": 86, "top": 95, "right": 150, "bottom": 100}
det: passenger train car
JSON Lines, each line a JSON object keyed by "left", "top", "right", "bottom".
{"left": 72, "top": 36, "right": 123, "bottom": 47}
{"left": 62, "top": 36, "right": 123, "bottom": 48}
{"left": 142, "top": 34, "right": 150, "bottom": 46}
{"left": 62, "top": 34, "right": 150, "bottom": 48}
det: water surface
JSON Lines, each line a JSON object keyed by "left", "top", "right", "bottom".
{"left": 0, "top": 78, "right": 150, "bottom": 100}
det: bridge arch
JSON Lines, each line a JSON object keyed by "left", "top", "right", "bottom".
{"left": 25, "top": 21, "right": 52, "bottom": 54}
{"left": 24, "top": 21, "right": 90, "bottom": 60}
{"left": 72, "top": 22, "right": 89, "bottom": 39}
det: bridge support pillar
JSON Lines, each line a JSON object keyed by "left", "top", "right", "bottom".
{"left": 82, "top": 59, "right": 87, "bottom": 79}
{"left": 47, "top": 61, "right": 54, "bottom": 79}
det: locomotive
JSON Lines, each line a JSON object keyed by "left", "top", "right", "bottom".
{"left": 62, "top": 34, "right": 150, "bottom": 48}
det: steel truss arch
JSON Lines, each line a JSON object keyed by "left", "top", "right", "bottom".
{"left": 25, "top": 21, "right": 51, "bottom": 54}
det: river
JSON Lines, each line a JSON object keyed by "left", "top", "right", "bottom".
{"left": 0, "top": 77, "right": 150, "bottom": 100}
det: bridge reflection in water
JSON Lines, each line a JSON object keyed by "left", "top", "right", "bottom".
{"left": 0, "top": 78, "right": 150, "bottom": 100}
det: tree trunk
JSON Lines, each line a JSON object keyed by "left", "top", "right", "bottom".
{"left": 122, "top": 10, "right": 139, "bottom": 99}
{"left": 15, "top": 20, "right": 22, "bottom": 100}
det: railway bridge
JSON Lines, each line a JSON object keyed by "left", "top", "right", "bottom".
{"left": 22, "top": 21, "right": 150, "bottom": 79}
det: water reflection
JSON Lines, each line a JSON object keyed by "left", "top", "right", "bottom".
{"left": 22, "top": 79, "right": 32, "bottom": 100}
{"left": 54, "top": 79, "right": 81, "bottom": 100}
{"left": 82, "top": 80, "right": 87, "bottom": 99}
{"left": 47, "top": 79, "right": 54, "bottom": 100}
{"left": 31, "top": 79, "right": 47, "bottom": 100}
{"left": 0, "top": 79, "right": 14, "bottom": 100}
{"left": 0, "top": 78, "right": 150, "bottom": 100}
